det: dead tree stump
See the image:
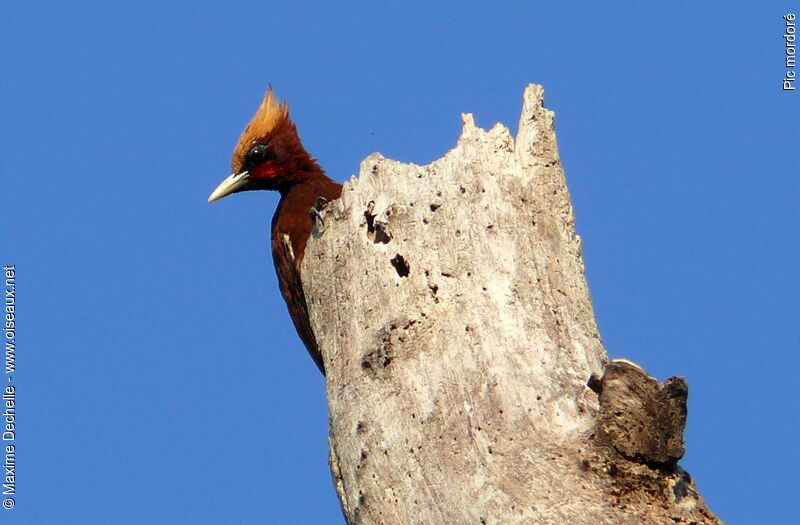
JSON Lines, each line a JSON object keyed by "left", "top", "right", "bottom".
{"left": 301, "top": 84, "right": 722, "bottom": 525}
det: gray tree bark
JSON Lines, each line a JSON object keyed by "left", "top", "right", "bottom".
{"left": 301, "top": 84, "right": 722, "bottom": 525}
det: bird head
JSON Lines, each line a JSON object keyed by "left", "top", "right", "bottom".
{"left": 208, "top": 87, "right": 319, "bottom": 202}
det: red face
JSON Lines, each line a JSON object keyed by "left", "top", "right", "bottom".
{"left": 243, "top": 143, "right": 284, "bottom": 179}
{"left": 249, "top": 158, "right": 285, "bottom": 180}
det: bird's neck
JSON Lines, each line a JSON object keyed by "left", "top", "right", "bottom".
{"left": 272, "top": 172, "right": 343, "bottom": 264}
{"left": 276, "top": 168, "right": 335, "bottom": 198}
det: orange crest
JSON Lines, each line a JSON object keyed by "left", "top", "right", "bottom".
{"left": 231, "top": 87, "right": 290, "bottom": 174}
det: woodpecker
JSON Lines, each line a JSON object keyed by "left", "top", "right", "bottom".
{"left": 208, "top": 88, "right": 342, "bottom": 375}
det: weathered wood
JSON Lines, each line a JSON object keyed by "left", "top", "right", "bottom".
{"left": 302, "top": 84, "right": 721, "bottom": 524}
{"left": 594, "top": 359, "right": 688, "bottom": 466}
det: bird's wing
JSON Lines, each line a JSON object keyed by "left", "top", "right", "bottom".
{"left": 272, "top": 233, "right": 325, "bottom": 375}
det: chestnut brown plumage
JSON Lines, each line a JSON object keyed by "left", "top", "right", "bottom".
{"left": 208, "top": 88, "right": 342, "bottom": 374}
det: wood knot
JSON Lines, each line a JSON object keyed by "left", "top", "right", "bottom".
{"left": 594, "top": 359, "right": 688, "bottom": 466}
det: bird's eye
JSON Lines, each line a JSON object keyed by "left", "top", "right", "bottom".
{"left": 245, "top": 144, "right": 274, "bottom": 169}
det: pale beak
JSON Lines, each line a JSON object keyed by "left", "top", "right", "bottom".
{"left": 208, "top": 171, "right": 251, "bottom": 203}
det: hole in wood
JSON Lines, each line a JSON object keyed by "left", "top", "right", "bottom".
{"left": 390, "top": 254, "right": 410, "bottom": 277}
{"left": 364, "top": 208, "right": 391, "bottom": 244}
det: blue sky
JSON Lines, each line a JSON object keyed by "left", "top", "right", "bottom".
{"left": 2, "top": 2, "right": 797, "bottom": 523}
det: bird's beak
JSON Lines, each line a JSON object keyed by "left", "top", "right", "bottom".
{"left": 208, "top": 171, "right": 250, "bottom": 203}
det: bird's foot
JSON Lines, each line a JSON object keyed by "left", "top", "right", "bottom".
{"left": 313, "top": 196, "right": 328, "bottom": 211}
{"left": 310, "top": 196, "right": 329, "bottom": 227}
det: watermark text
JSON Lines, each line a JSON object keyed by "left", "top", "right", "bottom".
{"left": 3, "top": 265, "right": 15, "bottom": 510}
{"left": 784, "top": 13, "right": 796, "bottom": 90}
